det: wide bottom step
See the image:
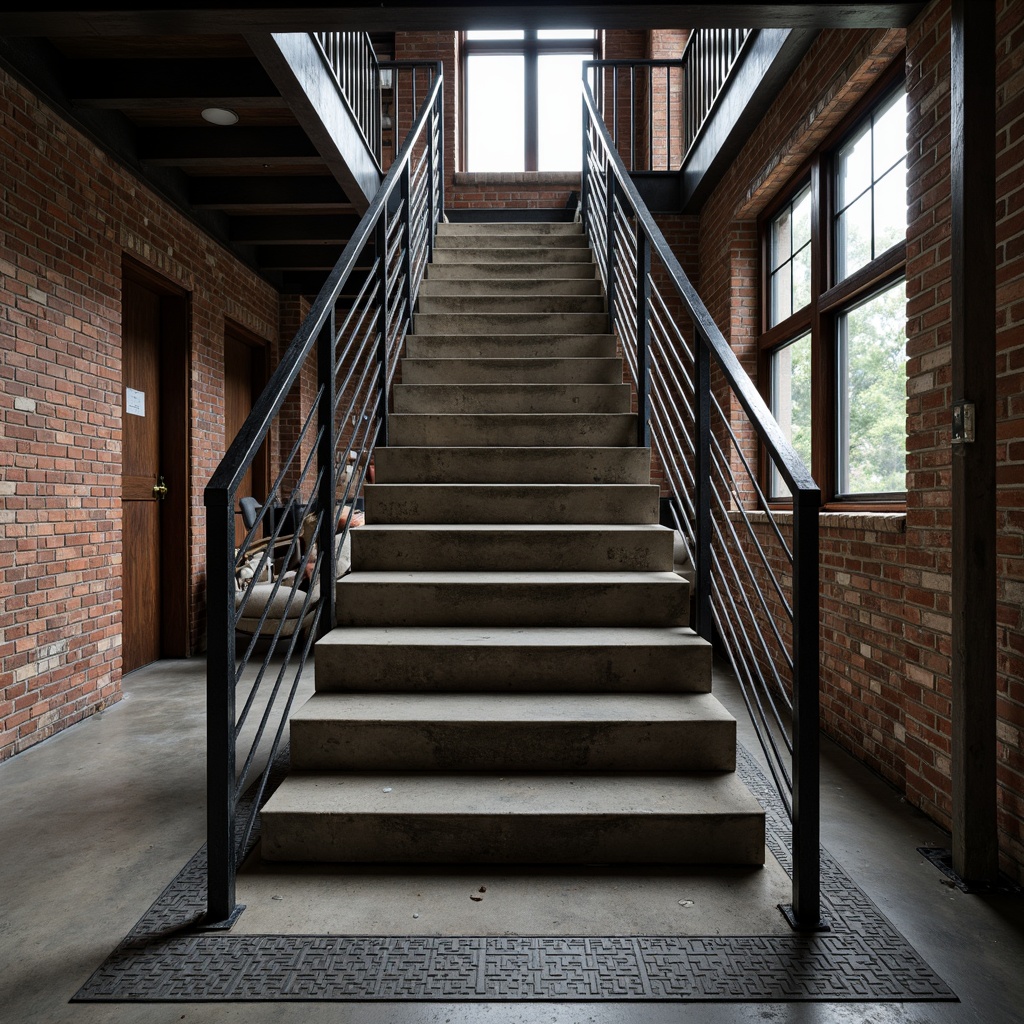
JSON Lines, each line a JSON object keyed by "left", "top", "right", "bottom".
{"left": 260, "top": 772, "right": 766, "bottom": 865}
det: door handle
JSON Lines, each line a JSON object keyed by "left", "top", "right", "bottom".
{"left": 153, "top": 475, "right": 169, "bottom": 500}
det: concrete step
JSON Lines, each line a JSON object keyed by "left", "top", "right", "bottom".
{"left": 287, "top": 692, "right": 737, "bottom": 772}
{"left": 400, "top": 357, "right": 624, "bottom": 385}
{"left": 434, "top": 233, "right": 589, "bottom": 250}
{"left": 417, "top": 294, "right": 606, "bottom": 315}
{"left": 426, "top": 261, "right": 597, "bottom": 281}
{"left": 405, "top": 334, "right": 618, "bottom": 359}
{"left": 419, "top": 277, "right": 603, "bottom": 298}
{"left": 373, "top": 446, "right": 652, "bottom": 484}
{"left": 335, "top": 571, "right": 689, "bottom": 628}
{"left": 260, "top": 771, "right": 766, "bottom": 864}
{"left": 351, "top": 524, "right": 674, "bottom": 571}
{"left": 413, "top": 311, "right": 609, "bottom": 335}
{"left": 313, "top": 625, "right": 713, "bottom": 694}
{"left": 431, "top": 246, "right": 595, "bottom": 265}
{"left": 363, "top": 483, "right": 659, "bottom": 524}
{"left": 436, "top": 221, "right": 584, "bottom": 237}
{"left": 388, "top": 413, "right": 637, "bottom": 447}
{"left": 392, "top": 383, "right": 632, "bottom": 414}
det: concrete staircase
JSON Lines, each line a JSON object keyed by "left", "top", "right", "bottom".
{"left": 260, "top": 220, "right": 766, "bottom": 866}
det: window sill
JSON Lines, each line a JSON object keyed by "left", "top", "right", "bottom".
{"left": 739, "top": 509, "right": 907, "bottom": 534}
{"left": 453, "top": 171, "right": 581, "bottom": 187}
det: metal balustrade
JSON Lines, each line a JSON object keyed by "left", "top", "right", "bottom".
{"left": 682, "top": 29, "right": 753, "bottom": 156}
{"left": 203, "top": 63, "right": 443, "bottom": 927}
{"left": 313, "top": 31, "right": 383, "bottom": 165}
{"left": 583, "top": 63, "right": 824, "bottom": 931}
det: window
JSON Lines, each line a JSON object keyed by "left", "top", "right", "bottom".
{"left": 461, "top": 29, "right": 599, "bottom": 172}
{"left": 760, "top": 79, "right": 908, "bottom": 506}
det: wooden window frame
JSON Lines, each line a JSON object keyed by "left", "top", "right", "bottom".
{"left": 757, "top": 60, "right": 908, "bottom": 512}
{"left": 459, "top": 29, "right": 599, "bottom": 172}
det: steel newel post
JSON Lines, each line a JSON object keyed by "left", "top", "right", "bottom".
{"left": 205, "top": 491, "right": 239, "bottom": 926}
{"left": 400, "top": 160, "right": 414, "bottom": 321}
{"left": 789, "top": 487, "right": 822, "bottom": 929}
{"left": 375, "top": 211, "right": 390, "bottom": 448}
{"left": 426, "top": 107, "right": 437, "bottom": 261}
{"left": 436, "top": 82, "right": 445, "bottom": 227}
{"left": 694, "top": 336, "right": 713, "bottom": 642}
{"left": 605, "top": 167, "right": 617, "bottom": 329}
{"left": 636, "top": 229, "right": 651, "bottom": 448}
{"left": 316, "top": 308, "right": 337, "bottom": 635}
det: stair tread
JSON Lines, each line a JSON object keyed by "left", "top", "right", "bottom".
{"left": 261, "top": 771, "right": 765, "bottom": 817}
{"left": 293, "top": 691, "right": 733, "bottom": 725}
{"left": 317, "top": 624, "right": 704, "bottom": 647}
{"left": 354, "top": 523, "right": 672, "bottom": 533}
{"left": 339, "top": 570, "right": 685, "bottom": 584}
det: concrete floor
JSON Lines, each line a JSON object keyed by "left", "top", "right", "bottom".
{"left": 2, "top": 656, "right": 1023, "bottom": 1023}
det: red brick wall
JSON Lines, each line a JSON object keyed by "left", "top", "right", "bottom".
{"left": 0, "top": 67, "right": 281, "bottom": 762}
{"left": 690, "top": 1, "right": 1024, "bottom": 883}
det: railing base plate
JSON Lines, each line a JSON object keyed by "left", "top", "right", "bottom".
{"left": 778, "top": 903, "right": 831, "bottom": 933}
{"left": 196, "top": 904, "right": 246, "bottom": 932}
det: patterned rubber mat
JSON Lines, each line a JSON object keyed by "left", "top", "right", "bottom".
{"left": 73, "top": 747, "right": 956, "bottom": 1002}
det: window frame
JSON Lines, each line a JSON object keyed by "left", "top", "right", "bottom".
{"left": 757, "top": 61, "right": 908, "bottom": 511}
{"left": 459, "top": 29, "right": 600, "bottom": 172}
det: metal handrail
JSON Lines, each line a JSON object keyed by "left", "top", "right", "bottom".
{"left": 582, "top": 64, "right": 823, "bottom": 931}
{"left": 313, "top": 31, "right": 383, "bottom": 166}
{"left": 203, "top": 63, "right": 443, "bottom": 928}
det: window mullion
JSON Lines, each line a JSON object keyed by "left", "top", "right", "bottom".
{"left": 524, "top": 42, "right": 538, "bottom": 172}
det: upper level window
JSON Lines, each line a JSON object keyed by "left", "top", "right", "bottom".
{"left": 462, "top": 29, "right": 599, "bottom": 172}
{"left": 760, "top": 80, "right": 908, "bottom": 506}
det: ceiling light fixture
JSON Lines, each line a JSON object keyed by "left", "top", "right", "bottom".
{"left": 202, "top": 107, "right": 239, "bottom": 126}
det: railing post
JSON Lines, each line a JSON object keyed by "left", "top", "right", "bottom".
{"left": 785, "top": 488, "right": 823, "bottom": 929}
{"left": 375, "top": 209, "right": 390, "bottom": 448}
{"left": 426, "top": 106, "right": 437, "bottom": 261}
{"left": 400, "top": 160, "right": 415, "bottom": 325}
{"left": 605, "top": 165, "right": 617, "bottom": 330}
{"left": 316, "top": 307, "right": 337, "bottom": 635}
{"left": 436, "top": 85, "right": 445, "bottom": 227}
{"left": 694, "top": 336, "right": 713, "bottom": 642}
{"left": 636, "top": 229, "right": 651, "bottom": 448}
{"left": 205, "top": 491, "right": 242, "bottom": 928}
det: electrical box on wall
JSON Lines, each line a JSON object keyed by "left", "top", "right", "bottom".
{"left": 952, "top": 401, "right": 975, "bottom": 445}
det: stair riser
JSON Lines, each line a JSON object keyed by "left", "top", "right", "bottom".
{"left": 364, "top": 484, "right": 660, "bottom": 524}
{"left": 413, "top": 312, "right": 609, "bottom": 335}
{"left": 400, "top": 357, "right": 624, "bottom": 385}
{"left": 436, "top": 222, "right": 583, "bottom": 237}
{"left": 417, "top": 295, "right": 606, "bottom": 315}
{"left": 261, "top": 813, "right": 766, "bottom": 865}
{"left": 388, "top": 414, "right": 636, "bottom": 447}
{"left": 392, "top": 384, "right": 632, "bottom": 414}
{"left": 405, "top": 335, "right": 618, "bottom": 358}
{"left": 426, "top": 262, "right": 597, "bottom": 280}
{"left": 434, "top": 235, "right": 589, "bottom": 250}
{"left": 431, "top": 247, "right": 595, "bottom": 264}
{"left": 351, "top": 527, "right": 674, "bottom": 571}
{"left": 289, "top": 720, "right": 736, "bottom": 772}
{"left": 374, "top": 446, "right": 653, "bottom": 484}
{"left": 314, "top": 631, "right": 713, "bottom": 693}
{"left": 335, "top": 581, "right": 689, "bottom": 628}
{"left": 419, "top": 279, "right": 603, "bottom": 297}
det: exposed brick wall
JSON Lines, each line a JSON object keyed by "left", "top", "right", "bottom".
{"left": 0, "top": 66, "right": 280, "bottom": 762}
{"left": 690, "top": 1, "right": 1024, "bottom": 883}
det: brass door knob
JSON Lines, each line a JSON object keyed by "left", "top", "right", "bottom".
{"left": 153, "top": 476, "right": 169, "bottom": 500}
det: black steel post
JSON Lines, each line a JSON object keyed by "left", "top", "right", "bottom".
{"left": 636, "top": 229, "right": 651, "bottom": 448}
{"left": 786, "top": 486, "right": 823, "bottom": 930}
{"left": 605, "top": 167, "right": 617, "bottom": 329}
{"left": 426, "top": 106, "right": 437, "bottom": 260}
{"left": 375, "top": 212, "right": 390, "bottom": 448}
{"left": 400, "top": 160, "right": 414, "bottom": 320}
{"left": 694, "top": 337, "right": 712, "bottom": 642}
{"left": 316, "top": 308, "right": 337, "bottom": 636}
{"left": 204, "top": 491, "right": 242, "bottom": 928}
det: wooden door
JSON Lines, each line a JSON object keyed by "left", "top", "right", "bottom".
{"left": 122, "top": 277, "right": 163, "bottom": 672}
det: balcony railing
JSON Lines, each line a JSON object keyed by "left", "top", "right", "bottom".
{"left": 203, "top": 63, "right": 443, "bottom": 928}
{"left": 682, "top": 28, "right": 753, "bottom": 155}
{"left": 313, "top": 31, "right": 384, "bottom": 165}
{"left": 583, "top": 61, "right": 824, "bottom": 931}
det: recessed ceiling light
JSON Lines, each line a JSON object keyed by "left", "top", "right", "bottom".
{"left": 202, "top": 107, "right": 239, "bottom": 126}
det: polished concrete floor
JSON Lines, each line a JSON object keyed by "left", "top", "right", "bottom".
{"left": 2, "top": 656, "right": 1023, "bottom": 1023}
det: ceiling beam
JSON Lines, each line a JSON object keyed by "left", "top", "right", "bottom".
{"left": 229, "top": 214, "right": 360, "bottom": 244}
{"left": 137, "top": 126, "right": 321, "bottom": 166}
{"left": 0, "top": 4, "right": 928, "bottom": 36}
{"left": 189, "top": 175, "right": 355, "bottom": 210}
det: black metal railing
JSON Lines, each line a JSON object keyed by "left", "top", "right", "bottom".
{"left": 583, "top": 64, "right": 823, "bottom": 930}
{"left": 682, "top": 28, "right": 754, "bottom": 156}
{"left": 314, "top": 31, "right": 384, "bottom": 164}
{"left": 203, "top": 64, "right": 443, "bottom": 928}
{"left": 587, "top": 31, "right": 754, "bottom": 174}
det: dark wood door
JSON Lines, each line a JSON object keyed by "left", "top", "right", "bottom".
{"left": 122, "top": 277, "right": 163, "bottom": 672}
